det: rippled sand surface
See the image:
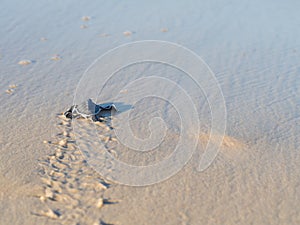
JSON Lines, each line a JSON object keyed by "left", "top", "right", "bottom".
{"left": 0, "top": 0, "right": 299, "bottom": 224}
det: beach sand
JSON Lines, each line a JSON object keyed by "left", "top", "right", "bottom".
{"left": 1, "top": 0, "right": 300, "bottom": 224}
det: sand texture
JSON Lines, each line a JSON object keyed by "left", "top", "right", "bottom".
{"left": 1, "top": 0, "right": 300, "bottom": 224}
{"left": 36, "top": 115, "right": 114, "bottom": 225}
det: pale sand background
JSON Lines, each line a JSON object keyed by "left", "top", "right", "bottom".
{"left": 1, "top": 0, "right": 300, "bottom": 224}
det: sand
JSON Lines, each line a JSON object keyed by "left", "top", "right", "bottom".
{"left": 1, "top": 0, "right": 300, "bottom": 224}
{"left": 35, "top": 115, "right": 111, "bottom": 224}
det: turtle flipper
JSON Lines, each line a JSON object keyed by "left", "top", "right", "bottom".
{"left": 64, "top": 100, "right": 118, "bottom": 121}
{"left": 64, "top": 105, "right": 77, "bottom": 119}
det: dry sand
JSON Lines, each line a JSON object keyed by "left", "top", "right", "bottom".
{"left": 1, "top": 0, "right": 300, "bottom": 224}
{"left": 30, "top": 113, "right": 246, "bottom": 225}
{"left": 36, "top": 115, "right": 111, "bottom": 224}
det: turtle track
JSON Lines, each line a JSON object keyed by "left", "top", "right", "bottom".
{"left": 36, "top": 114, "right": 116, "bottom": 225}
{"left": 35, "top": 112, "right": 245, "bottom": 224}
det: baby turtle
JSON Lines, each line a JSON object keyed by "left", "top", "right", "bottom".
{"left": 64, "top": 99, "right": 117, "bottom": 121}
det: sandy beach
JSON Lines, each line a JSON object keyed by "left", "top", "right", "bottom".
{"left": 1, "top": 0, "right": 300, "bottom": 224}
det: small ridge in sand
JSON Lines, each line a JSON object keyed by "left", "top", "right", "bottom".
{"left": 50, "top": 55, "right": 61, "bottom": 61}
{"left": 81, "top": 16, "right": 91, "bottom": 21}
{"left": 123, "top": 31, "right": 132, "bottom": 36}
{"left": 119, "top": 89, "right": 128, "bottom": 94}
{"left": 80, "top": 25, "right": 88, "bottom": 29}
{"left": 9, "top": 84, "right": 17, "bottom": 89}
{"left": 5, "top": 89, "right": 13, "bottom": 94}
{"left": 5, "top": 84, "right": 17, "bottom": 94}
{"left": 198, "top": 133, "right": 246, "bottom": 149}
{"left": 39, "top": 209, "right": 60, "bottom": 219}
{"left": 18, "top": 60, "right": 32, "bottom": 65}
{"left": 197, "top": 133, "right": 247, "bottom": 160}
